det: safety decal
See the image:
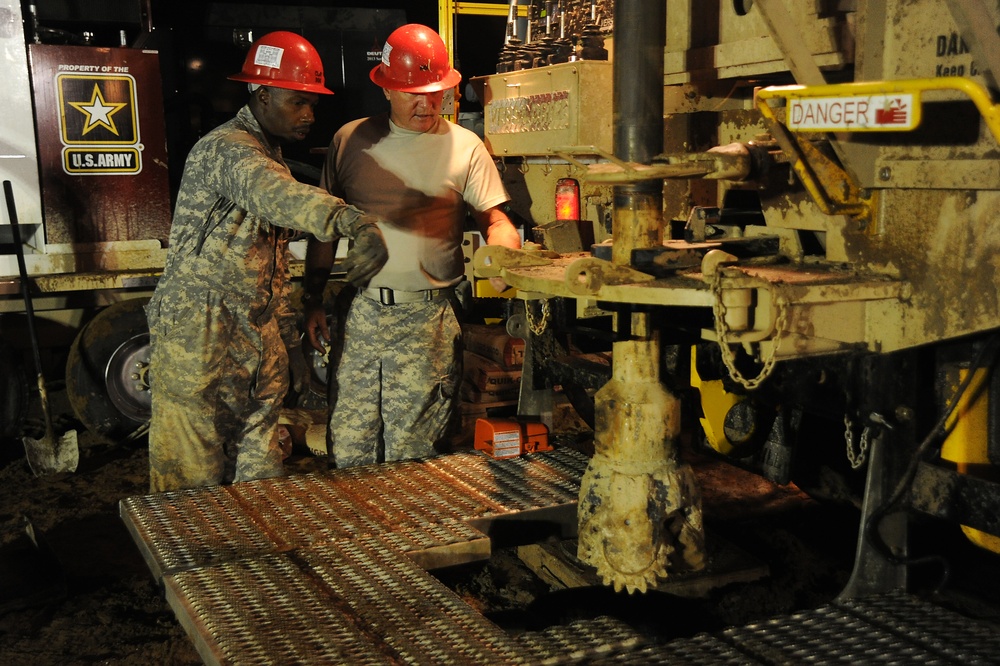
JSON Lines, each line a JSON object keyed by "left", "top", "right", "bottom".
{"left": 787, "top": 94, "right": 917, "bottom": 132}
{"left": 254, "top": 45, "right": 284, "bottom": 69}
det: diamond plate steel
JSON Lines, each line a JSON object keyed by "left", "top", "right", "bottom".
{"left": 123, "top": 451, "right": 1000, "bottom": 664}
{"left": 720, "top": 592, "right": 1000, "bottom": 664}
{"left": 379, "top": 519, "right": 493, "bottom": 570}
{"left": 121, "top": 450, "right": 588, "bottom": 578}
{"left": 515, "top": 616, "right": 649, "bottom": 662}
{"left": 514, "top": 594, "right": 1000, "bottom": 665}
{"left": 324, "top": 459, "right": 493, "bottom": 523}
{"left": 633, "top": 634, "right": 763, "bottom": 665}
{"left": 120, "top": 485, "right": 276, "bottom": 579}
{"left": 835, "top": 594, "right": 1000, "bottom": 663}
{"left": 426, "top": 449, "right": 587, "bottom": 514}
{"left": 165, "top": 537, "right": 523, "bottom": 666}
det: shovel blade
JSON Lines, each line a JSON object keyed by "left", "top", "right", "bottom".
{"left": 23, "top": 429, "right": 79, "bottom": 476}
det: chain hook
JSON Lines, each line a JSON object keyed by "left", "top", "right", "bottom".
{"left": 525, "top": 298, "right": 552, "bottom": 335}
{"left": 843, "top": 414, "right": 871, "bottom": 469}
{"left": 711, "top": 271, "right": 785, "bottom": 390}
{"left": 843, "top": 407, "right": 890, "bottom": 469}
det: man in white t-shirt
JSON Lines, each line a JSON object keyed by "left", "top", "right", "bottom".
{"left": 303, "top": 24, "right": 521, "bottom": 467}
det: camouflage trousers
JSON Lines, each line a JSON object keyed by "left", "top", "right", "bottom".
{"left": 329, "top": 292, "right": 461, "bottom": 468}
{"left": 146, "top": 290, "right": 287, "bottom": 492}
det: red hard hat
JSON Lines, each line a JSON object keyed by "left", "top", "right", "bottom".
{"left": 229, "top": 31, "right": 333, "bottom": 95}
{"left": 369, "top": 24, "right": 462, "bottom": 93}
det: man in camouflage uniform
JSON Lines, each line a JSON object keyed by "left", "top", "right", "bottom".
{"left": 302, "top": 25, "right": 521, "bottom": 468}
{"left": 146, "top": 32, "right": 388, "bottom": 492}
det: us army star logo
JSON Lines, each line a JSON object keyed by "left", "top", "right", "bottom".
{"left": 69, "top": 84, "right": 128, "bottom": 136}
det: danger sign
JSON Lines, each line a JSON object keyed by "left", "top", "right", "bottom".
{"left": 787, "top": 94, "right": 917, "bottom": 131}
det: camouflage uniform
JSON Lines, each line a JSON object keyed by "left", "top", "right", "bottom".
{"left": 147, "top": 105, "right": 372, "bottom": 492}
{"left": 321, "top": 115, "right": 509, "bottom": 466}
{"left": 331, "top": 294, "right": 462, "bottom": 467}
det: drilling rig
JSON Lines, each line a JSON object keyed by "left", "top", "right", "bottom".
{"left": 472, "top": 0, "right": 1000, "bottom": 596}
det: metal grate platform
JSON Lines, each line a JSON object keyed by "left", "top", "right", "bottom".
{"left": 516, "top": 595, "right": 1000, "bottom": 665}
{"left": 715, "top": 594, "right": 1000, "bottom": 665}
{"left": 120, "top": 449, "right": 586, "bottom": 580}
{"left": 121, "top": 449, "right": 1000, "bottom": 664}
{"left": 164, "top": 536, "right": 522, "bottom": 665}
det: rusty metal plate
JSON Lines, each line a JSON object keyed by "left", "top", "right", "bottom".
{"left": 125, "top": 450, "right": 1000, "bottom": 664}
{"left": 164, "top": 536, "right": 521, "bottom": 666}
{"left": 426, "top": 448, "right": 586, "bottom": 512}
{"left": 120, "top": 485, "right": 276, "bottom": 580}
{"left": 121, "top": 449, "right": 587, "bottom": 579}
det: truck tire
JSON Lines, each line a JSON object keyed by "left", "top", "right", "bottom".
{"left": 66, "top": 298, "right": 151, "bottom": 444}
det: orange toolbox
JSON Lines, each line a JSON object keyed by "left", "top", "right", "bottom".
{"left": 474, "top": 418, "right": 552, "bottom": 459}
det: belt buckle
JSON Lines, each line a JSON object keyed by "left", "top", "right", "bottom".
{"left": 379, "top": 287, "right": 395, "bottom": 305}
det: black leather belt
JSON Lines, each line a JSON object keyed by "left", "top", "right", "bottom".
{"left": 361, "top": 287, "right": 450, "bottom": 305}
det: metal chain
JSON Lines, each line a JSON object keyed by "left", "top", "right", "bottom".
{"left": 526, "top": 298, "right": 552, "bottom": 335}
{"left": 843, "top": 414, "right": 871, "bottom": 469}
{"left": 711, "top": 270, "right": 787, "bottom": 390}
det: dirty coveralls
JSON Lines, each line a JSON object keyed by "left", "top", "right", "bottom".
{"left": 147, "top": 105, "right": 372, "bottom": 492}
{"left": 321, "top": 114, "right": 509, "bottom": 467}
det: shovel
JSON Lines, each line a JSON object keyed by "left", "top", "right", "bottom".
{"left": 3, "top": 180, "right": 78, "bottom": 475}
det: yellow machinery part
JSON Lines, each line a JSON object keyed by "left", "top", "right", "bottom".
{"left": 474, "top": 278, "right": 516, "bottom": 299}
{"left": 690, "top": 347, "right": 742, "bottom": 457}
{"left": 941, "top": 367, "right": 1000, "bottom": 555}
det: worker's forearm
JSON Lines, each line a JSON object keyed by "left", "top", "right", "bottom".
{"left": 486, "top": 222, "right": 521, "bottom": 249}
{"left": 477, "top": 206, "right": 521, "bottom": 250}
{"left": 303, "top": 238, "right": 336, "bottom": 297}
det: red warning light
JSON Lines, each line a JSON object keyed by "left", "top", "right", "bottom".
{"left": 555, "top": 178, "right": 580, "bottom": 221}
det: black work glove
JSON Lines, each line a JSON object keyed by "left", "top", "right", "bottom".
{"left": 342, "top": 224, "right": 388, "bottom": 287}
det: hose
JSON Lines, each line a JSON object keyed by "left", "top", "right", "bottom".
{"left": 864, "top": 334, "right": 1000, "bottom": 593}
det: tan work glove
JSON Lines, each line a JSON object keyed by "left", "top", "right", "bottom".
{"left": 342, "top": 223, "right": 388, "bottom": 287}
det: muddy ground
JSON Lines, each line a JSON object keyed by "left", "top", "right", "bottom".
{"left": 0, "top": 435, "right": 199, "bottom": 664}
{"left": 1, "top": 388, "right": 996, "bottom": 665}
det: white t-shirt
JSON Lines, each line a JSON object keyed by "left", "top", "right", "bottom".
{"left": 321, "top": 114, "right": 509, "bottom": 290}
